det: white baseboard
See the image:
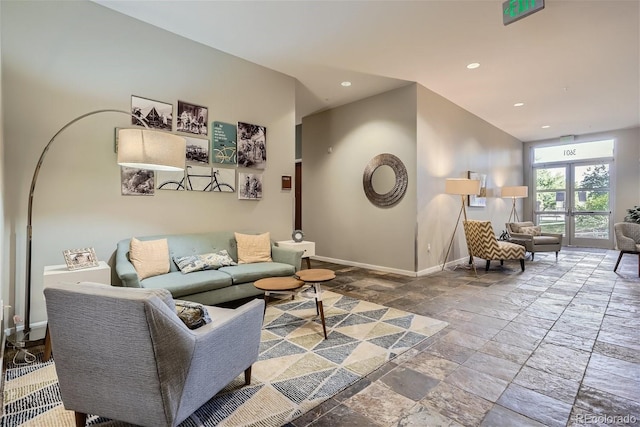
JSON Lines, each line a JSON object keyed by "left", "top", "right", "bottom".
{"left": 312, "top": 255, "right": 470, "bottom": 279}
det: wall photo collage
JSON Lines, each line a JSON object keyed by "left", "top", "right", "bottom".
{"left": 121, "top": 95, "right": 265, "bottom": 200}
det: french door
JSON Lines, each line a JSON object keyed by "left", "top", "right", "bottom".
{"left": 533, "top": 161, "right": 612, "bottom": 248}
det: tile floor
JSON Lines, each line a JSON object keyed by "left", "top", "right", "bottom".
{"left": 289, "top": 248, "right": 640, "bottom": 427}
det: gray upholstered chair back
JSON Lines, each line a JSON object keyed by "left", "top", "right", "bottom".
{"left": 44, "top": 281, "right": 264, "bottom": 427}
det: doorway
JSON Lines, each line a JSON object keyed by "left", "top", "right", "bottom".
{"left": 532, "top": 140, "right": 614, "bottom": 248}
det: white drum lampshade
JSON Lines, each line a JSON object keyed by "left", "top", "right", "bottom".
{"left": 117, "top": 129, "right": 185, "bottom": 171}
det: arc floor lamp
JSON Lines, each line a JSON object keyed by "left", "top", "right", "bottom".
{"left": 12, "top": 109, "right": 186, "bottom": 347}
{"left": 442, "top": 178, "right": 481, "bottom": 275}
{"left": 502, "top": 186, "right": 528, "bottom": 223}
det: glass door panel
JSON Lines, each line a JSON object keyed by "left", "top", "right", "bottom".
{"left": 534, "top": 167, "right": 567, "bottom": 235}
{"left": 570, "top": 163, "right": 611, "bottom": 246}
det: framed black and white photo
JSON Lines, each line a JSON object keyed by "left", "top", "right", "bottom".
{"left": 467, "top": 171, "right": 487, "bottom": 207}
{"left": 177, "top": 101, "right": 208, "bottom": 136}
{"left": 238, "top": 172, "right": 263, "bottom": 200}
{"left": 237, "top": 122, "right": 266, "bottom": 169}
{"left": 63, "top": 247, "right": 99, "bottom": 270}
{"left": 121, "top": 167, "right": 154, "bottom": 196}
{"left": 131, "top": 95, "right": 173, "bottom": 131}
{"left": 185, "top": 136, "right": 210, "bottom": 165}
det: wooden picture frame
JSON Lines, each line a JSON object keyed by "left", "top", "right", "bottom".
{"left": 63, "top": 248, "right": 99, "bottom": 271}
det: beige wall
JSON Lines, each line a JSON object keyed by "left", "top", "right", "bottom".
{"left": 523, "top": 127, "right": 640, "bottom": 246}
{"left": 302, "top": 85, "right": 418, "bottom": 274}
{"left": 2, "top": 1, "right": 296, "bottom": 329}
{"left": 302, "top": 83, "right": 523, "bottom": 275}
{"left": 416, "top": 85, "right": 523, "bottom": 274}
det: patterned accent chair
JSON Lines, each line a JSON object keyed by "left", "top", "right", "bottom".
{"left": 464, "top": 220, "right": 526, "bottom": 271}
{"left": 506, "top": 221, "right": 563, "bottom": 260}
{"left": 44, "top": 282, "right": 264, "bottom": 427}
{"left": 614, "top": 222, "right": 640, "bottom": 276}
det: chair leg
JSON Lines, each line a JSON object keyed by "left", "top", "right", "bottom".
{"left": 555, "top": 251, "right": 558, "bottom": 260}
{"left": 244, "top": 366, "right": 252, "bottom": 385}
{"left": 520, "top": 259, "right": 525, "bottom": 271}
{"left": 614, "top": 251, "right": 624, "bottom": 272}
{"left": 469, "top": 256, "right": 473, "bottom": 264}
{"left": 637, "top": 253, "right": 640, "bottom": 277}
{"left": 500, "top": 260, "right": 504, "bottom": 265}
{"left": 43, "top": 326, "right": 52, "bottom": 362}
{"left": 75, "top": 412, "right": 87, "bottom": 427}
{"left": 485, "top": 260, "right": 490, "bottom": 271}
{"left": 531, "top": 252, "right": 535, "bottom": 261}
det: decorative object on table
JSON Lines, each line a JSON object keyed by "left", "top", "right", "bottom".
{"left": 442, "top": 178, "right": 481, "bottom": 274}
{"left": 62, "top": 248, "right": 99, "bottom": 271}
{"left": 131, "top": 95, "right": 173, "bottom": 131}
{"left": 14, "top": 109, "right": 185, "bottom": 349}
{"left": 501, "top": 185, "right": 528, "bottom": 223}
{"left": 624, "top": 205, "right": 640, "bottom": 224}
{"left": 238, "top": 172, "right": 263, "bottom": 200}
{"left": 185, "top": 136, "right": 209, "bottom": 165}
{"left": 212, "top": 121, "right": 238, "bottom": 165}
{"left": 292, "top": 229, "right": 304, "bottom": 242}
{"left": 2, "top": 290, "right": 448, "bottom": 427}
{"left": 362, "top": 153, "right": 408, "bottom": 207}
{"left": 121, "top": 166, "right": 154, "bottom": 196}
{"left": 177, "top": 100, "right": 208, "bottom": 136}
{"left": 237, "top": 122, "right": 266, "bottom": 169}
{"left": 467, "top": 171, "right": 487, "bottom": 207}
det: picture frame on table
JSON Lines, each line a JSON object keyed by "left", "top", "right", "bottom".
{"left": 63, "top": 247, "right": 99, "bottom": 271}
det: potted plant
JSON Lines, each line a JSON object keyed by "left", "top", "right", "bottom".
{"left": 624, "top": 205, "right": 640, "bottom": 224}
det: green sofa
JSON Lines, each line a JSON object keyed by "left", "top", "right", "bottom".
{"left": 115, "top": 231, "right": 303, "bottom": 305}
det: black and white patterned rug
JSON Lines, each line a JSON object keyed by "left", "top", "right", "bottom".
{"left": 2, "top": 291, "right": 447, "bottom": 426}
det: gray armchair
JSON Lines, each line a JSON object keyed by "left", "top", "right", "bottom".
{"left": 614, "top": 222, "right": 640, "bottom": 276}
{"left": 44, "top": 282, "right": 264, "bottom": 427}
{"left": 506, "top": 221, "right": 563, "bottom": 260}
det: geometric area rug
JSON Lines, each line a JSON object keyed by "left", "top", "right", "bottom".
{"left": 1, "top": 290, "right": 447, "bottom": 427}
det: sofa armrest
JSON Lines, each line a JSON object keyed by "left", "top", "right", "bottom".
{"left": 616, "top": 234, "right": 638, "bottom": 252}
{"left": 115, "top": 239, "right": 141, "bottom": 288}
{"left": 271, "top": 245, "right": 303, "bottom": 271}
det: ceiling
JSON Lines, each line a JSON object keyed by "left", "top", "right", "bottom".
{"left": 94, "top": 0, "right": 639, "bottom": 142}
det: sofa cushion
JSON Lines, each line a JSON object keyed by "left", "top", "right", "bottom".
{"left": 140, "top": 270, "right": 233, "bottom": 298}
{"left": 235, "top": 232, "right": 272, "bottom": 264}
{"left": 129, "top": 237, "right": 170, "bottom": 280}
{"left": 219, "top": 262, "right": 295, "bottom": 284}
{"left": 173, "top": 250, "right": 237, "bottom": 274}
{"left": 520, "top": 225, "right": 542, "bottom": 236}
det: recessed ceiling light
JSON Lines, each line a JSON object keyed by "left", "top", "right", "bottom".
{"left": 542, "top": 125, "right": 551, "bottom": 129}
{"left": 341, "top": 81, "right": 352, "bottom": 87}
{"left": 514, "top": 102, "right": 525, "bottom": 107}
{"left": 466, "top": 63, "right": 480, "bottom": 69}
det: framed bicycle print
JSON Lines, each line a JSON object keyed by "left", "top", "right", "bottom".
{"left": 212, "top": 121, "right": 237, "bottom": 165}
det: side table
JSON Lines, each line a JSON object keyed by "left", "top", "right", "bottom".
{"left": 294, "top": 268, "right": 336, "bottom": 339}
{"left": 43, "top": 261, "right": 111, "bottom": 361}
{"left": 277, "top": 240, "right": 315, "bottom": 269}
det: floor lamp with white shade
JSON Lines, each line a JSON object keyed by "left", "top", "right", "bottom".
{"left": 442, "top": 178, "right": 481, "bottom": 274}
{"left": 502, "top": 186, "right": 528, "bottom": 223}
{"left": 11, "top": 109, "right": 186, "bottom": 348}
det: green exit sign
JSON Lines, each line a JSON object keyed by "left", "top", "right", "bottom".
{"left": 503, "top": 0, "right": 545, "bottom": 25}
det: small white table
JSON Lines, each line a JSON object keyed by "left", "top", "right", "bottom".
{"left": 43, "top": 261, "right": 111, "bottom": 361}
{"left": 277, "top": 240, "right": 315, "bottom": 269}
{"left": 44, "top": 261, "right": 111, "bottom": 287}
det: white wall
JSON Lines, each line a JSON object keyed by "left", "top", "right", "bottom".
{"left": 302, "top": 83, "right": 523, "bottom": 275}
{"left": 0, "top": 0, "right": 5, "bottom": 335}
{"left": 416, "top": 85, "right": 523, "bottom": 274}
{"left": 302, "top": 85, "right": 418, "bottom": 274}
{"left": 523, "top": 127, "right": 640, "bottom": 236}
{"left": 2, "top": 1, "right": 296, "bottom": 329}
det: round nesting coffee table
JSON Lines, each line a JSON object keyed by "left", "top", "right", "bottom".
{"left": 294, "top": 269, "right": 336, "bottom": 340}
{"left": 254, "top": 276, "right": 329, "bottom": 340}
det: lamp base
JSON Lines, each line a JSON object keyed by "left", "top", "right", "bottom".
{"left": 6, "top": 325, "right": 47, "bottom": 349}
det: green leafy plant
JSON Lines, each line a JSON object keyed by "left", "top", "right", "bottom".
{"left": 625, "top": 206, "right": 640, "bottom": 224}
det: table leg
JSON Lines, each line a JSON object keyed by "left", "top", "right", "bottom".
{"left": 305, "top": 257, "right": 311, "bottom": 269}
{"left": 317, "top": 300, "right": 327, "bottom": 339}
